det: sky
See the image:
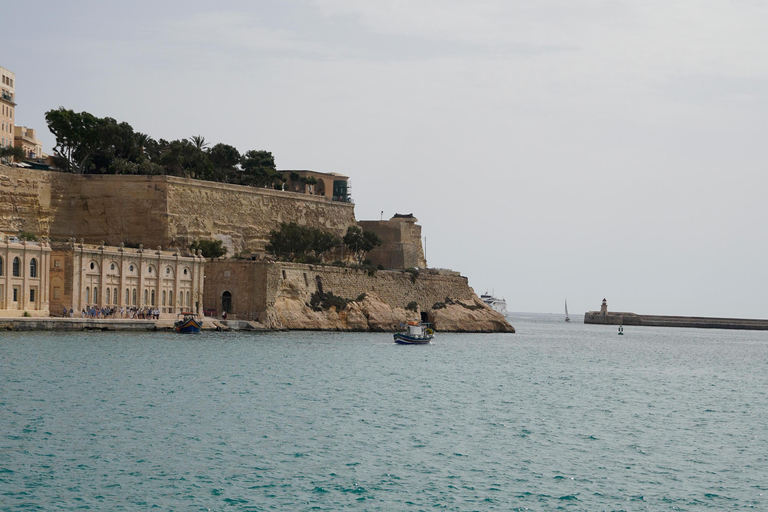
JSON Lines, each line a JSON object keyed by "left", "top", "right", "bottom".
{"left": 4, "top": 0, "right": 768, "bottom": 317}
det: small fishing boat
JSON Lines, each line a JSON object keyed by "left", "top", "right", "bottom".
{"left": 175, "top": 312, "right": 203, "bottom": 334}
{"left": 394, "top": 321, "right": 434, "bottom": 344}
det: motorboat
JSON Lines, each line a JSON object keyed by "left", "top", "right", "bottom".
{"left": 175, "top": 312, "right": 203, "bottom": 334}
{"left": 394, "top": 321, "right": 434, "bottom": 344}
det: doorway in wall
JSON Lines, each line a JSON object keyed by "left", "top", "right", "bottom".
{"left": 222, "top": 291, "right": 232, "bottom": 314}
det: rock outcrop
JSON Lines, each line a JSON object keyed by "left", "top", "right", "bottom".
{"left": 268, "top": 291, "right": 514, "bottom": 333}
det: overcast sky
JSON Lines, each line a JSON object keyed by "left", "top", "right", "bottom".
{"left": 5, "top": 1, "right": 768, "bottom": 317}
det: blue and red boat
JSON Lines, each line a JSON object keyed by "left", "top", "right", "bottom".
{"left": 175, "top": 312, "right": 203, "bottom": 334}
{"left": 394, "top": 321, "right": 434, "bottom": 344}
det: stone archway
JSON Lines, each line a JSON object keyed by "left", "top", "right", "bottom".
{"left": 315, "top": 178, "right": 326, "bottom": 196}
{"left": 222, "top": 291, "right": 232, "bottom": 314}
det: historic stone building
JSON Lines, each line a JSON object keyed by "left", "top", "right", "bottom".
{"left": 0, "top": 65, "right": 15, "bottom": 150}
{"left": 48, "top": 241, "right": 206, "bottom": 316}
{"left": 279, "top": 170, "right": 351, "bottom": 202}
{"left": 13, "top": 126, "right": 43, "bottom": 159}
{"left": 0, "top": 236, "right": 52, "bottom": 316}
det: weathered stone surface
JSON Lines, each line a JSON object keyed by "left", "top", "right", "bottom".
{"left": 266, "top": 263, "right": 514, "bottom": 332}
{"left": 0, "top": 166, "right": 357, "bottom": 254}
{"left": 430, "top": 296, "right": 514, "bottom": 332}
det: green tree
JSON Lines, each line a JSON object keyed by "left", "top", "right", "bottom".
{"left": 45, "top": 107, "right": 103, "bottom": 172}
{"left": 309, "top": 228, "right": 341, "bottom": 260}
{"left": 189, "top": 135, "right": 209, "bottom": 151}
{"left": 189, "top": 239, "right": 228, "bottom": 259}
{"left": 209, "top": 143, "right": 240, "bottom": 171}
{"left": 0, "top": 145, "right": 25, "bottom": 164}
{"left": 343, "top": 226, "right": 382, "bottom": 264}
{"left": 241, "top": 150, "right": 283, "bottom": 188}
{"left": 266, "top": 222, "right": 312, "bottom": 261}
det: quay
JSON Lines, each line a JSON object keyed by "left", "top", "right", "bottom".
{"left": 585, "top": 299, "right": 768, "bottom": 331}
{"left": 0, "top": 317, "right": 268, "bottom": 332}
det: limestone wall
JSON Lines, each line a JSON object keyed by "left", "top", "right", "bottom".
{"left": 359, "top": 216, "right": 426, "bottom": 269}
{"left": 164, "top": 177, "right": 356, "bottom": 254}
{"left": 0, "top": 165, "right": 357, "bottom": 254}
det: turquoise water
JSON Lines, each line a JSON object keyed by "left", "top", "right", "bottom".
{"left": 2, "top": 315, "right": 767, "bottom": 510}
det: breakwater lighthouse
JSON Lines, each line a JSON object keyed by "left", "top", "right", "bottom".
{"left": 600, "top": 298, "right": 607, "bottom": 315}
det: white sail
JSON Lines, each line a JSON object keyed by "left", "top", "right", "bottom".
{"left": 564, "top": 299, "right": 570, "bottom": 322}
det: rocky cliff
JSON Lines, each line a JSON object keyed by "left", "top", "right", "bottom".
{"left": 261, "top": 263, "right": 514, "bottom": 333}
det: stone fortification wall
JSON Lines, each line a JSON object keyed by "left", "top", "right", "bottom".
{"left": 199, "top": 259, "right": 513, "bottom": 332}
{"left": 0, "top": 164, "right": 64, "bottom": 236}
{"left": 0, "top": 165, "right": 357, "bottom": 254}
{"left": 164, "top": 177, "right": 356, "bottom": 254}
{"left": 359, "top": 216, "right": 426, "bottom": 269}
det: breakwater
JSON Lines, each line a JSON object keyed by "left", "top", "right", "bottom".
{"left": 584, "top": 311, "right": 768, "bottom": 330}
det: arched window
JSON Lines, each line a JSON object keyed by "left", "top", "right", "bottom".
{"left": 86, "top": 286, "right": 90, "bottom": 303}
{"left": 162, "top": 291, "right": 167, "bottom": 306}
{"left": 0, "top": 256, "right": 3, "bottom": 276}
{"left": 179, "top": 291, "right": 183, "bottom": 307}
{"left": 151, "top": 290, "right": 155, "bottom": 306}
{"left": 132, "top": 288, "right": 137, "bottom": 306}
{"left": 29, "top": 258, "right": 37, "bottom": 278}
{"left": 113, "top": 288, "right": 118, "bottom": 304}
{"left": 143, "top": 289, "right": 148, "bottom": 305}
{"left": 126, "top": 288, "right": 130, "bottom": 304}
{"left": 105, "top": 288, "right": 110, "bottom": 305}
{"left": 93, "top": 287, "right": 98, "bottom": 304}
{"left": 12, "top": 257, "right": 20, "bottom": 277}
{"left": 186, "top": 291, "right": 190, "bottom": 308}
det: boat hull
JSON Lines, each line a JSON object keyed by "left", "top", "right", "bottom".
{"left": 175, "top": 318, "right": 202, "bottom": 334}
{"left": 393, "top": 333, "right": 433, "bottom": 344}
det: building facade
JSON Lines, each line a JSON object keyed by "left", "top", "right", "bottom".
{"left": 0, "top": 66, "right": 15, "bottom": 150}
{"left": 279, "top": 170, "right": 352, "bottom": 203}
{"left": 0, "top": 236, "right": 52, "bottom": 316}
{"left": 13, "top": 126, "right": 42, "bottom": 159}
{"left": 49, "top": 241, "right": 206, "bottom": 316}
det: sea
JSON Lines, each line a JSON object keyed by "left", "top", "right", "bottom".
{"left": 1, "top": 313, "right": 767, "bottom": 511}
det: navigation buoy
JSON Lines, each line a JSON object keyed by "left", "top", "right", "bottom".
{"left": 618, "top": 325, "right": 624, "bottom": 335}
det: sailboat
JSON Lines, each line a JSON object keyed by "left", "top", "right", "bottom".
{"left": 564, "top": 299, "right": 571, "bottom": 322}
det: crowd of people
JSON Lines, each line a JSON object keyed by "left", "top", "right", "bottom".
{"left": 62, "top": 306, "right": 162, "bottom": 319}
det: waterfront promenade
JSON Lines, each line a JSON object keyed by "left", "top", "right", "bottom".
{"left": 0, "top": 317, "right": 264, "bottom": 331}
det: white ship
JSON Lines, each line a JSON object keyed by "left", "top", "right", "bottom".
{"left": 480, "top": 292, "right": 507, "bottom": 317}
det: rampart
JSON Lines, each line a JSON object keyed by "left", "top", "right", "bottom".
{"left": 0, "top": 165, "right": 357, "bottom": 254}
{"left": 203, "top": 260, "right": 513, "bottom": 332}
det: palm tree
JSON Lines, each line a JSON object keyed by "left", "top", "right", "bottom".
{"left": 189, "top": 135, "right": 209, "bottom": 151}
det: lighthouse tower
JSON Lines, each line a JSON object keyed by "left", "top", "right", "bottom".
{"left": 600, "top": 298, "right": 608, "bottom": 315}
